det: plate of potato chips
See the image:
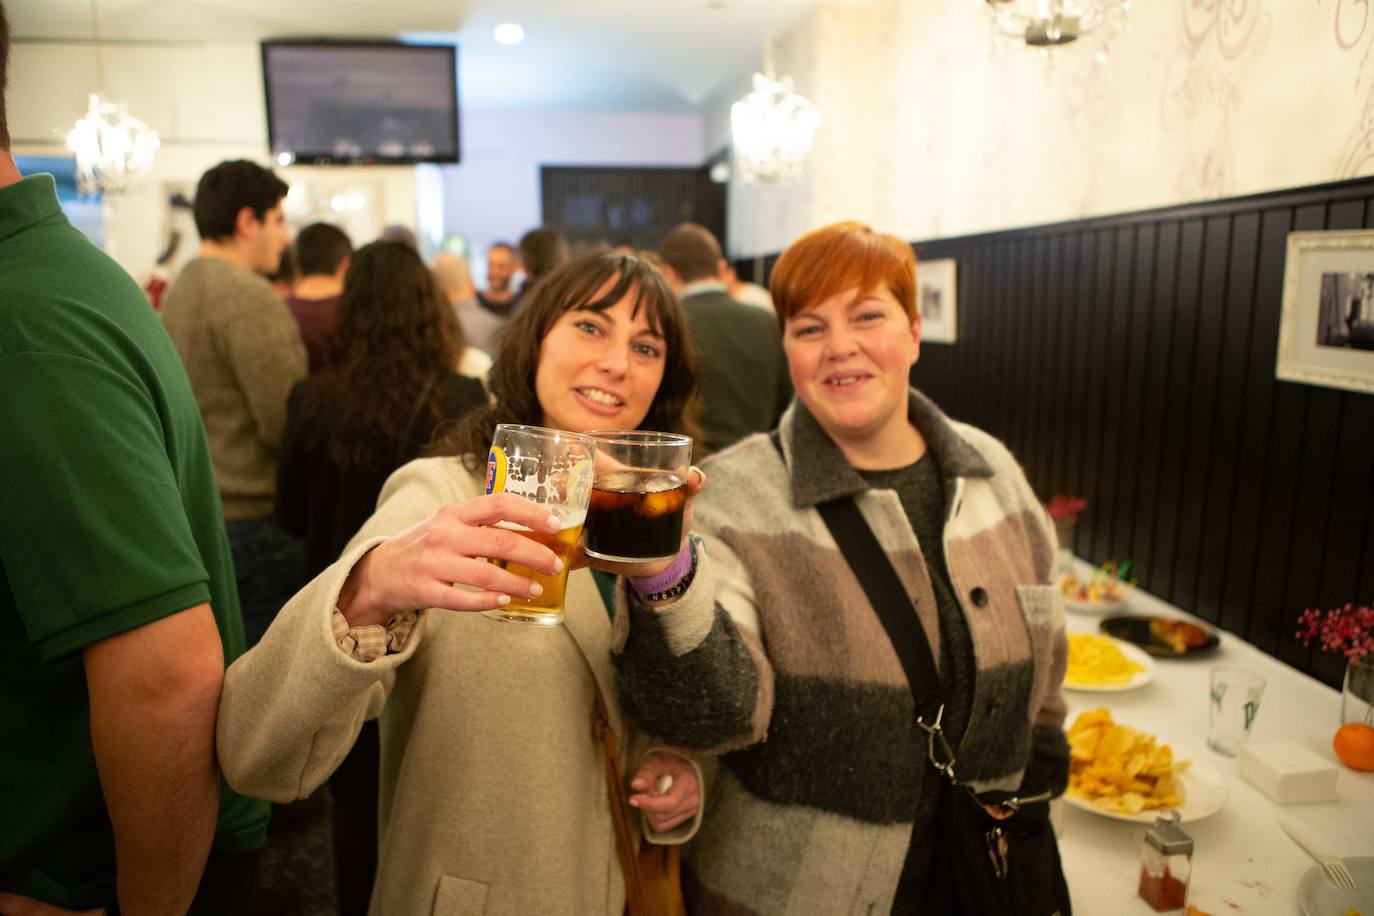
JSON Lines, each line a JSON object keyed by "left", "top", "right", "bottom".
{"left": 1064, "top": 632, "right": 1155, "bottom": 692}
{"left": 1064, "top": 708, "right": 1228, "bottom": 823}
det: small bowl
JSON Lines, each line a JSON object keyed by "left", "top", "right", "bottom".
{"left": 1058, "top": 574, "right": 1132, "bottom": 616}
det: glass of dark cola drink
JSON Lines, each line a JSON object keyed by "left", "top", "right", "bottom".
{"left": 584, "top": 431, "right": 692, "bottom": 563}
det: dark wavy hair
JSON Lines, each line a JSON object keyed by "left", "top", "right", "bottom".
{"left": 314, "top": 240, "right": 460, "bottom": 469}
{"left": 436, "top": 250, "right": 700, "bottom": 468}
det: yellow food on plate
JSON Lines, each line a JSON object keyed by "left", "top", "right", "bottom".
{"left": 1067, "top": 708, "right": 1189, "bottom": 815}
{"left": 1065, "top": 633, "right": 1146, "bottom": 686}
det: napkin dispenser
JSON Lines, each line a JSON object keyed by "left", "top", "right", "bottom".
{"left": 1237, "top": 741, "right": 1339, "bottom": 804}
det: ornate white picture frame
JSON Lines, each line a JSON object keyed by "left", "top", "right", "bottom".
{"left": 917, "top": 257, "right": 957, "bottom": 344}
{"left": 1277, "top": 229, "right": 1374, "bottom": 395}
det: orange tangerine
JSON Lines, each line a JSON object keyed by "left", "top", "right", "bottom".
{"left": 1332, "top": 722, "right": 1374, "bottom": 771}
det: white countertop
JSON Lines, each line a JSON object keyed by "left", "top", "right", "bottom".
{"left": 1056, "top": 563, "right": 1374, "bottom": 915}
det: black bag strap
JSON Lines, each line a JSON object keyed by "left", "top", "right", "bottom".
{"left": 815, "top": 497, "right": 945, "bottom": 723}
{"left": 766, "top": 431, "right": 945, "bottom": 723}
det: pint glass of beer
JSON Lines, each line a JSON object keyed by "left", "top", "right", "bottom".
{"left": 583, "top": 431, "right": 692, "bottom": 563}
{"left": 482, "top": 424, "right": 594, "bottom": 625}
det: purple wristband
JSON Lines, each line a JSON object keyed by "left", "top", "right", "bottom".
{"left": 629, "top": 541, "right": 694, "bottom": 597}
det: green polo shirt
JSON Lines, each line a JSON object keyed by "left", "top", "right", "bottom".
{"left": 0, "top": 175, "right": 269, "bottom": 908}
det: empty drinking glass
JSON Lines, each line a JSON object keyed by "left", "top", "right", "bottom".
{"left": 1208, "top": 667, "right": 1266, "bottom": 757}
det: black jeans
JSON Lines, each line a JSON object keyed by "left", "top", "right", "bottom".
{"left": 332, "top": 719, "right": 380, "bottom": 916}
{"left": 188, "top": 848, "right": 261, "bottom": 916}
{"left": 224, "top": 517, "right": 304, "bottom": 648}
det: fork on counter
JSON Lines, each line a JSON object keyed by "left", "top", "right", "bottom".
{"left": 1281, "top": 820, "right": 1360, "bottom": 891}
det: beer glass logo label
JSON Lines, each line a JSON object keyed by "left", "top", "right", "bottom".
{"left": 567, "top": 460, "right": 593, "bottom": 509}
{"left": 485, "top": 446, "right": 508, "bottom": 495}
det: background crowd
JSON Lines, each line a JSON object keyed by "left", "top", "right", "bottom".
{"left": 1, "top": 2, "right": 1067, "bottom": 911}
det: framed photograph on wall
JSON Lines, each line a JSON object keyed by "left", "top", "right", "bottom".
{"left": 1277, "top": 229, "right": 1374, "bottom": 394}
{"left": 917, "top": 258, "right": 957, "bottom": 344}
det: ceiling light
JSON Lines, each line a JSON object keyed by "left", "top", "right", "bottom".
{"left": 730, "top": 2, "right": 822, "bottom": 183}
{"left": 984, "top": 0, "right": 1130, "bottom": 60}
{"left": 67, "top": 0, "right": 161, "bottom": 196}
{"left": 494, "top": 23, "right": 525, "bottom": 45}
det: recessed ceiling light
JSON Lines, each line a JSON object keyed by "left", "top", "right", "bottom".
{"left": 494, "top": 23, "right": 525, "bottom": 45}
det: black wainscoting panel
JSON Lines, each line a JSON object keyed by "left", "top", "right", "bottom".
{"left": 735, "top": 178, "right": 1374, "bottom": 686}
{"left": 932, "top": 187, "right": 1374, "bottom": 686}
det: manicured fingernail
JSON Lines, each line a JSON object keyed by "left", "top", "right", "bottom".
{"left": 553, "top": 558, "right": 565, "bottom": 573}
{"left": 547, "top": 514, "right": 561, "bottom": 530}
{"left": 529, "top": 583, "right": 543, "bottom": 597}
{"left": 656, "top": 774, "right": 674, "bottom": 794}
{"left": 628, "top": 798, "right": 640, "bottom": 808}
{"left": 497, "top": 595, "right": 511, "bottom": 605}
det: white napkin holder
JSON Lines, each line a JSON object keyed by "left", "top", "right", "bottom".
{"left": 1237, "top": 741, "right": 1339, "bottom": 804}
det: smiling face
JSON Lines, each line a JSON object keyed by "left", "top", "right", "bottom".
{"left": 784, "top": 283, "right": 920, "bottom": 450}
{"left": 535, "top": 280, "right": 666, "bottom": 434}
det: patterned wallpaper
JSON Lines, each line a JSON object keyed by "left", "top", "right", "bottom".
{"left": 726, "top": 0, "right": 1371, "bottom": 255}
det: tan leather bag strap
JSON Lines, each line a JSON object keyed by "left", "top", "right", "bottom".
{"left": 594, "top": 687, "right": 647, "bottom": 915}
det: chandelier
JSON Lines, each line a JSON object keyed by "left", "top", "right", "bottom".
{"left": 68, "top": 94, "right": 161, "bottom": 195}
{"left": 984, "top": 0, "right": 1130, "bottom": 56}
{"left": 730, "top": 4, "right": 821, "bottom": 184}
{"left": 66, "top": 0, "right": 161, "bottom": 196}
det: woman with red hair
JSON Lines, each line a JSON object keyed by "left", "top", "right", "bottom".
{"left": 614, "top": 221, "right": 1070, "bottom": 913}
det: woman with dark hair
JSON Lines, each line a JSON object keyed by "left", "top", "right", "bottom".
{"left": 615, "top": 222, "right": 1070, "bottom": 914}
{"left": 222, "top": 251, "right": 705, "bottom": 915}
{"left": 438, "top": 252, "right": 699, "bottom": 466}
{"left": 277, "top": 240, "right": 485, "bottom": 578}
{"left": 274, "top": 239, "right": 487, "bottom": 914}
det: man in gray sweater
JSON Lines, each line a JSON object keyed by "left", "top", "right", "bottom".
{"left": 661, "top": 223, "right": 792, "bottom": 455}
{"left": 161, "top": 160, "right": 307, "bottom": 645}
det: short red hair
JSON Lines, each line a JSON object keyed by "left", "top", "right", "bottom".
{"left": 769, "top": 221, "right": 916, "bottom": 329}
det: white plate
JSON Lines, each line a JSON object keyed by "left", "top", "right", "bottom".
{"left": 1064, "top": 744, "right": 1228, "bottom": 823}
{"left": 1063, "top": 594, "right": 1129, "bottom": 617}
{"left": 1063, "top": 636, "right": 1156, "bottom": 692}
{"left": 1298, "top": 857, "right": 1374, "bottom": 916}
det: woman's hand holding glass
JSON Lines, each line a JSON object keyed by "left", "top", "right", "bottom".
{"left": 336, "top": 493, "right": 567, "bottom": 628}
{"left": 572, "top": 465, "right": 707, "bottom": 580}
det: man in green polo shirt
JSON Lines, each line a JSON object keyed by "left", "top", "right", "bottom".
{"left": 0, "top": 5, "right": 268, "bottom": 912}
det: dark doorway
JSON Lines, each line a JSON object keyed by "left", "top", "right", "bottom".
{"left": 541, "top": 157, "right": 728, "bottom": 254}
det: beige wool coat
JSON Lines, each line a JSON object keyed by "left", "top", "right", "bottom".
{"left": 217, "top": 456, "right": 698, "bottom": 916}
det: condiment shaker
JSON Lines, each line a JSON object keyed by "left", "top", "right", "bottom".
{"left": 1138, "top": 810, "right": 1193, "bottom": 911}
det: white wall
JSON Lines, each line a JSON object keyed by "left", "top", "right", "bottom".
{"left": 440, "top": 110, "right": 705, "bottom": 285}
{"left": 7, "top": 41, "right": 421, "bottom": 278}
{"left": 718, "top": 0, "right": 1374, "bottom": 256}
{"left": 8, "top": 42, "right": 705, "bottom": 285}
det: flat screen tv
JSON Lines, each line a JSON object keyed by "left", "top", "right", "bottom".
{"left": 262, "top": 40, "right": 460, "bottom": 165}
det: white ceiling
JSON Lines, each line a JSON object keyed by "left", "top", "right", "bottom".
{"left": 11, "top": 0, "right": 845, "bottom": 111}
